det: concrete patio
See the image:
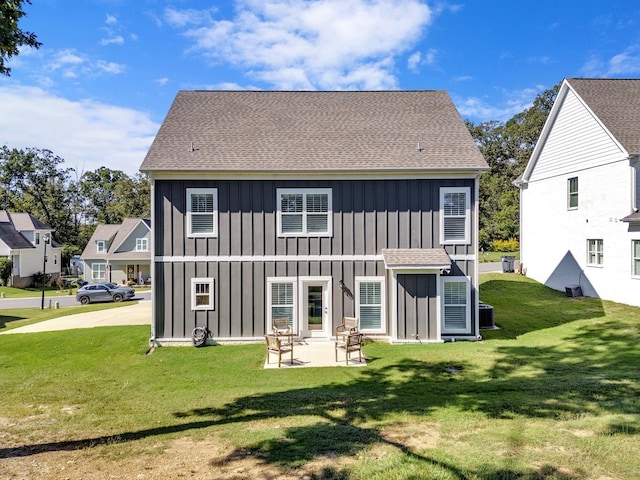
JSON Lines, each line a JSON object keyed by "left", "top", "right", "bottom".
{"left": 264, "top": 339, "right": 367, "bottom": 369}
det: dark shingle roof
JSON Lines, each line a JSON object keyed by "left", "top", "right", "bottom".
{"left": 140, "top": 90, "right": 488, "bottom": 173}
{"left": 568, "top": 78, "right": 640, "bottom": 154}
{"left": 0, "top": 223, "right": 34, "bottom": 249}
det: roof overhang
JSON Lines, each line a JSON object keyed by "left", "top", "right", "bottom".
{"left": 621, "top": 212, "right": 640, "bottom": 223}
{"left": 382, "top": 248, "right": 452, "bottom": 272}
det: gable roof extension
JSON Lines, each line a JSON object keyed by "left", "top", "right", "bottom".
{"left": 81, "top": 218, "right": 151, "bottom": 261}
{"left": 0, "top": 211, "right": 56, "bottom": 250}
{"left": 522, "top": 78, "right": 640, "bottom": 184}
{"left": 140, "top": 90, "right": 488, "bottom": 175}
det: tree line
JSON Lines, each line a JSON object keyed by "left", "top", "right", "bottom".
{"left": 0, "top": 145, "right": 150, "bottom": 266}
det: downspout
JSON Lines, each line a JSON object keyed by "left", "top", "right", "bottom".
{"left": 474, "top": 170, "right": 482, "bottom": 340}
{"left": 630, "top": 154, "right": 640, "bottom": 213}
{"left": 149, "top": 176, "right": 156, "bottom": 346}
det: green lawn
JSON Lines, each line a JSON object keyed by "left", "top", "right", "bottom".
{"left": 0, "top": 284, "right": 151, "bottom": 298}
{"left": 479, "top": 251, "right": 520, "bottom": 262}
{"left": 0, "top": 274, "right": 638, "bottom": 479}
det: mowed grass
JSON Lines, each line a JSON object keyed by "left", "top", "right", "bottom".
{"left": 1, "top": 274, "right": 639, "bottom": 479}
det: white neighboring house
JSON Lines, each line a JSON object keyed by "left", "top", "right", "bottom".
{"left": 0, "top": 211, "right": 63, "bottom": 287}
{"left": 517, "top": 78, "right": 640, "bottom": 307}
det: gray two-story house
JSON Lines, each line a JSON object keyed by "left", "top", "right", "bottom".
{"left": 140, "top": 90, "right": 488, "bottom": 345}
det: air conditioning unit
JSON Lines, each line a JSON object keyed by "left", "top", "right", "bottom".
{"left": 565, "top": 285, "right": 582, "bottom": 297}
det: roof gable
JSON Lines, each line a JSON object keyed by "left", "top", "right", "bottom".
{"left": 141, "top": 90, "right": 488, "bottom": 174}
{"left": 81, "top": 219, "right": 151, "bottom": 259}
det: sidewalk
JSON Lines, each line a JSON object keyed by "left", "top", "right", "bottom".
{"left": 0, "top": 301, "right": 151, "bottom": 335}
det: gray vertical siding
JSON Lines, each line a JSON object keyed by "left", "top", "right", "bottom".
{"left": 396, "top": 274, "right": 438, "bottom": 341}
{"left": 153, "top": 178, "right": 478, "bottom": 339}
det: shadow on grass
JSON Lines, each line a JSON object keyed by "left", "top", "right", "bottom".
{"left": 479, "top": 277, "right": 605, "bottom": 339}
{"left": 1, "top": 292, "right": 638, "bottom": 478}
{"left": 0, "top": 314, "right": 26, "bottom": 330}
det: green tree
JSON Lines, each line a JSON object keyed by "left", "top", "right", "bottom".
{"left": 0, "top": 257, "right": 12, "bottom": 286}
{"left": 0, "top": 0, "right": 41, "bottom": 76}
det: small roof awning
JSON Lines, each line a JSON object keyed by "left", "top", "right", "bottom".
{"left": 621, "top": 212, "right": 640, "bottom": 223}
{"left": 382, "top": 248, "right": 452, "bottom": 270}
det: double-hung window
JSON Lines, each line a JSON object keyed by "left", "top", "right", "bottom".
{"left": 277, "top": 189, "right": 332, "bottom": 236}
{"left": 92, "top": 263, "right": 107, "bottom": 280}
{"left": 268, "top": 278, "right": 297, "bottom": 332}
{"left": 441, "top": 277, "right": 470, "bottom": 333}
{"left": 440, "top": 187, "right": 470, "bottom": 244}
{"left": 191, "top": 278, "right": 214, "bottom": 310}
{"left": 136, "top": 238, "right": 149, "bottom": 251}
{"left": 587, "top": 239, "right": 603, "bottom": 266}
{"left": 96, "top": 240, "right": 106, "bottom": 253}
{"left": 633, "top": 240, "right": 640, "bottom": 277}
{"left": 187, "top": 188, "right": 218, "bottom": 237}
{"left": 567, "top": 177, "right": 578, "bottom": 209}
{"left": 356, "top": 277, "right": 385, "bottom": 333}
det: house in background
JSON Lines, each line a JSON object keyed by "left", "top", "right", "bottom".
{"left": 0, "top": 211, "right": 62, "bottom": 287}
{"left": 81, "top": 218, "right": 151, "bottom": 285}
{"left": 140, "top": 90, "right": 489, "bottom": 345}
{"left": 517, "top": 78, "right": 640, "bottom": 307}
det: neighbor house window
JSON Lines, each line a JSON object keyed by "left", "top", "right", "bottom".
{"left": 440, "top": 187, "right": 471, "bottom": 244}
{"left": 35, "top": 232, "right": 40, "bottom": 245}
{"left": 96, "top": 240, "right": 106, "bottom": 253}
{"left": 92, "top": 263, "right": 107, "bottom": 280}
{"left": 268, "top": 278, "right": 297, "bottom": 332}
{"left": 187, "top": 188, "right": 218, "bottom": 238}
{"left": 441, "top": 277, "right": 470, "bottom": 333}
{"left": 633, "top": 240, "right": 640, "bottom": 277}
{"left": 277, "top": 189, "right": 332, "bottom": 236}
{"left": 587, "top": 239, "right": 603, "bottom": 266}
{"left": 136, "top": 238, "right": 149, "bottom": 251}
{"left": 568, "top": 177, "right": 578, "bottom": 209}
{"left": 191, "top": 278, "right": 214, "bottom": 310}
{"left": 356, "top": 277, "right": 385, "bottom": 333}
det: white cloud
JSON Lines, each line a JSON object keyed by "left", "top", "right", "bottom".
{"left": 106, "top": 14, "right": 118, "bottom": 25}
{"left": 581, "top": 44, "right": 640, "bottom": 76}
{"left": 100, "top": 35, "right": 125, "bottom": 46}
{"left": 454, "top": 87, "right": 541, "bottom": 122}
{"left": 0, "top": 85, "right": 158, "bottom": 176}
{"left": 168, "top": 0, "right": 432, "bottom": 90}
{"left": 155, "top": 77, "right": 169, "bottom": 86}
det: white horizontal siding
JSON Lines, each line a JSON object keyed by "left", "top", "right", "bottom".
{"left": 529, "top": 89, "right": 626, "bottom": 183}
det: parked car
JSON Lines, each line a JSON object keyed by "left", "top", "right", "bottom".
{"left": 71, "top": 279, "right": 88, "bottom": 287}
{"left": 76, "top": 283, "right": 135, "bottom": 305}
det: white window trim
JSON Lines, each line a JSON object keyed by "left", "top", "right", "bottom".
{"left": 136, "top": 237, "right": 149, "bottom": 251}
{"left": 266, "top": 277, "right": 298, "bottom": 333}
{"left": 276, "top": 188, "right": 333, "bottom": 237}
{"left": 191, "top": 277, "right": 215, "bottom": 311}
{"left": 355, "top": 276, "right": 386, "bottom": 334}
{"left": 186, "top": 188, "right": 218, "bottom": 238}
{"left": 441, "top": 276, "right": 471, "bottom": 334}
{"left": 96, "top": 240, "right": 106, "bottom": 253}
{"left": 587, "top": 239, "right": 604, "bottom": 267}
{"left": 632, "top": 240, "right": 640, "bottom": 278}
{"left": 440, "top": 187, "right": 471, "bottom": 245}
{"left": 92, "top": 262, "right": 107, "bottom": 280}
{"left": 567, "top": 177, "right": 578, "bottom": 210}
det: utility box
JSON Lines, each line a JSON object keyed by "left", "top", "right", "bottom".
{"left": 565, "top": 285, "right": 582, "bottom": 297}
{"left": 479, "top": 303, "right": 496, "bottom": 329}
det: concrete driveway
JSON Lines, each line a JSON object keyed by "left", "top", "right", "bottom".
{"left": 0, "top": 300, "right": 151, "bottom": 335}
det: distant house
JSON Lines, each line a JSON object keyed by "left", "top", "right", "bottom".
{"left": 81, "top": 218, "right": 151, "bottom": 285}
{"left": 0, "top": 211, "right": 62, "bottom": 287}
{"left": 140, "top": 90, "right": 489, "bottom": 345}
{"left": 517, "top": 78, "right": 640, "bottom": 307}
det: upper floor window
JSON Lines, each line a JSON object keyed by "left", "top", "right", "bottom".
{"left": 136, "top": 238, "right": 149, "bottom": 251}
{"left": 568, "top": 177, "right": 578, "bottom": 209}
{"left": 633, "top": 240, "right": 640, "bottom": 277}
{"left": 440, "top": 187, "right": 470, "bottom": 244}
{"left": 96, "top": 240, "right": 106, "bottom": 253}
{"left": 277, "top": 188, "right": 332, "bottom": 237}
{"left": 587, "top": 239, "right": 603, "bottom": 266}
{"left": 35, "top": 232, "right": 40, "bottom": 245}
{"left": 187, "top": 188, "right": 218, "bottom": 238}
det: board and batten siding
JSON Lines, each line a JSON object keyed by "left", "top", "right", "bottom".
{"left": 153, "top": 178, "right": 478, "bottom": 340}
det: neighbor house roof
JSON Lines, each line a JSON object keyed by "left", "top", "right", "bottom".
{"left": 566, "top": 78, "right": 640, "bottom": 155}
{"left": 81, "top": 219, "right": 151, "bottom": 261}
{"left": 0, "top": 211, "right": 59, "bottom": 250}
{"left": 140, "top": 90, "right": 489, "bottom": 174}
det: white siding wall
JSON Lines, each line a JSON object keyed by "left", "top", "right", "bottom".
{"left": 522, "top": 89, "right": 640, "bottom": 307}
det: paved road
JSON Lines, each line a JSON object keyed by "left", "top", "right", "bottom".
{"left": 0, "top": 290, "right": 151, "bottom": 309}
{"left": 479, "top": 261, "right": 519, "bottom": 273}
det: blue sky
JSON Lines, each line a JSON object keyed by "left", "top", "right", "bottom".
{"left": 2, "top": 0, "right": 640, "bottom": 176}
